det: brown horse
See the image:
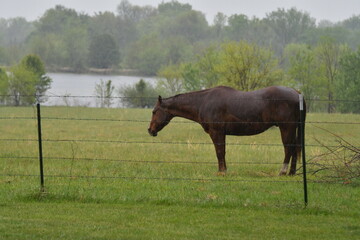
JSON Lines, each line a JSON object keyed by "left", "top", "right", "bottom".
{"left": 148, "top": 86, "right": 305, "bottom": 175}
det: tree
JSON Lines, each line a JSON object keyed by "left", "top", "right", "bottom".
{"left": 265, "top": 8, "right": 315, "bottom": 54}
{"left": 180, "top": 63, "right": 202, "bottom": 91}
{"left": 117, "top": 0, "right": 156, "bottom": 23}
{"left": 157, "top": 64, "right": 183, "bottom": 95}
{"left": 336, "top": 47, "right": 360, "bottom": 113}
{"left": 196, "top": 46, "right": 221, "bottom": 88}
{"left": 119, "top": 79, "right": 159, "bottom": 108}
{"left": 7, "top": 64, "right": 38, "bottom": 106}
{"left": 4, "top": 55, "right": 51, "bottom": 106}
{"left": 21, "top": 55, "right": 52, "bottom": 101}
{"left": 31, "top": 5, "right": 90, "bottom": 71}
{"left": 215, "top": 41, "right": 282, "bottom": 91}
{"left": 316, "top": 37, "right": 345, "bottom": 113}
{"left": 88, "top": 34, "right": 120, "bottom": 68}
{"left": 0, "top": 68, "right": 9, "bottom": 104}
{"left": 226, "top": 14, "right": 249, "bottom": 41}
{"left": 212, "top": 12, "right": 227, "bottom": 39}
{"left": 126, "top": 34, "right": 166, "bottom": 75}
{"left": 284, "top": 44, "right": 326, "bottom": 111}
{"left": 94, "top": 79, "right": 115, "bottom": 108}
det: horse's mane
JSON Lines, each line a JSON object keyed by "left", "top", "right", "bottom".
{"left": 164, "top": 87, "right": 225, "bottom": 101}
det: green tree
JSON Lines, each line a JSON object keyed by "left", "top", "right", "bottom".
{"left": 126, "top": 34, "right": 166, "bottom": 75}
{"left": 336, "top": 47, "right": 360, "bottom": 113}
{"left": 119, "top": 79, "right": 159, "bottom": 108}
{"left": 88, "top": 34, "right": 120, "bottom": 68}
{"left": 316, "top": 37, "right": 346, "bottom": 113}
{"left": 117, "top": 0, "right": 156, "bottom": 23}
{"left": 265, "top": 8, "right": 315, "bottom": 54}
{"left": 196, "top": 46, "right": 221, "bottom": 88}
{"left": 180, "top": 63, "right": 201, "bottom": 91}
{"left": 0, "top": 68, "right": 9, "bottom": 103}
{"left": 21, "top": 55, "right": 52, "bottom": 101}
{"left": 30, "top": 5, "right": 90, "bottom": 71}
{"left": 215, "top": 41, "right": 282, "bottom": 91}
{"left": 5, "top": 55, "right": 51, "bottom": 106}
{"left": 212, "top": 12, "right": 227, "bottom": 40}
{"left": 226, "top": 14, "right": 249, "bottom": 41}
{"left": 7, "top": 64, "right": 38, "bottom": 106}
{"left": 157, "top": 64, "right": 183, "bottom": 95}
{"left": 284, "top": 44, "right": 326, "bottom": 111}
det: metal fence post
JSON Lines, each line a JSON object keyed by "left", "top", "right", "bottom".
{"left": 36, "top": 103, "right": 45, "bottom": 192}
{"left": 299, "top": 94, "right": 308, "bottom": 206}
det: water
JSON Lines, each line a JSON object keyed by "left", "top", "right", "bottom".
{"left": 44, "top": 73, "right": 157, "bottom": 107}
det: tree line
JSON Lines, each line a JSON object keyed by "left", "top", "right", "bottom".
{"left": 0, "top": 0, "right": 359, "bottom": 112}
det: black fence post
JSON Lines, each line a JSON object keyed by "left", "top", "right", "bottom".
{"left": 299, "top": 94, "right": 308, "bottom": 206}
{"left": 36, "top": 103, "right": 45, "bottom": 192}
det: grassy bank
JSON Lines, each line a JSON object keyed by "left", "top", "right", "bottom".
{"left": 1, "top": 106, "right": 359, "bottom": 239}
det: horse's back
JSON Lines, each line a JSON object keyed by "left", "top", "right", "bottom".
{"left": 202, "top": 86, "right": 300, "bottom": 124}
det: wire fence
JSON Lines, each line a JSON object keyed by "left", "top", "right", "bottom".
{"left": 1, "top": 95, "right": 360, "bottom": 205}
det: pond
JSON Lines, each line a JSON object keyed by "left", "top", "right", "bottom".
{"left": 44, "top": 72, "right": 157, "bottom": 107}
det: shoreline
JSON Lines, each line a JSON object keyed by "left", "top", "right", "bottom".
{"left": 46, "top": 67, "right": 154, "bottom": 77}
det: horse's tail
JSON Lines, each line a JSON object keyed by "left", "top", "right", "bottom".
{"left": 296, "top": 97, "right": 306, "bottom": 161}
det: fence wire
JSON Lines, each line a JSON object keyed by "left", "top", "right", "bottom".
{"left": 1, "top": 95, "right": 359, "bottom": 187}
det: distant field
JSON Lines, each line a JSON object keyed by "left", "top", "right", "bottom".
{"left": 1, "top": 106, "right": 359, "bottom": 239}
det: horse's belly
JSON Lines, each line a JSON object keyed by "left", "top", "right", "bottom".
{"left": 225, "top": 123, "right": 273, "bottom": 136}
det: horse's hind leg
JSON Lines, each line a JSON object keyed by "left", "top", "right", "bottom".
{"left": 289, "top": 125, "right": 302, "bottom": 175}
{"left": 209, "top": 131, "right": 227, "bottom": 173}
{"left": 279, "top": 125, "right": 296, "bottom": 176}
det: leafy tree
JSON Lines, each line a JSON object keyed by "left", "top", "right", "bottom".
{"left": 0, "top": 68, "right": 9, "bottom": 103}
{"left": 4, "top": 55, "right": 51, "bottom": 106}
{"left": 27, "top": 33, "right": 65, "bottom": 68}
{"left": 88, "top": 34, "right": 120, "bottom": 68}
{"left": 226, "top": 14, "right": 249, "bottom": 41}
{"left": 180, "top": 63, "right": 202, "bottom": 91}
{"left": 341, "top": 15, "right": 360, "bottom": 30}
{"left": 7, "top": 64, "right": 38, "bottom": 105}
{"left": 126, "top": 34, "right": 166, "bottom": 75}
{"left": 196, "top": 46, "right": 221, "bottom": 88}
{"left": 21, "top": 55, "right": 52, "bottom": 99}
{"left": 157, "top": 64, "right": 183, "bottom": 95}
{"left": 119, "top": 79, "right": 158, "bottom": 108}
{"left": 30, "top": 5, "right": 90, "bottom": 71}
{"left": 284, "top": 44, "right": 326, "bottom": 111}
{"left": 88, "top": 12, "right": 119, "bottom": 38}
{"left": 36, "top": 5, "right": 81, "bottom": 33}
{"left": 117, "top": 0, "right": 156, "bottom": 23}
{"left": 336, "top": 47, "right": 360, "bottom": 113}
{"left": 316, "top": 37, "right": 346, "bottom": 113}
{"left": 94, "top": 79, "right": 115, "bottom": 108}
{"left": 215, "top": 41, "right": 282, "bottom": 91}
{"left": 265, "top": 8, "right": 315, "bottom": 54}
{"left": 63, "top": 26, "right": 89, "bottom": 72}
{"left": 212, "top": 12, "right": 227, "bottom": 39}
{"left": 3, "top": 18, "right": 33, "bottom": 46}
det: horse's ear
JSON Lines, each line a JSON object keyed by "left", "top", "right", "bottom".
{"left": 158, "top": 95, "right": 162, "bottom": 104}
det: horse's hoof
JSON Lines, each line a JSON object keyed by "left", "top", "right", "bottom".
{"left": 279, "top": 171, "right": 287, "bottom": 176}
{"left": 216, "top": 171, "right": 226, "bottom": 176}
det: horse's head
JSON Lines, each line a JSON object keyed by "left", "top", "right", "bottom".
{"left": 148, "top": 96, "right": 173, "bottom": 137}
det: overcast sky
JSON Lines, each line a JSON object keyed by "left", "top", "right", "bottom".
{"left": 1, "top": 0, "right": 359, "bottom": 24}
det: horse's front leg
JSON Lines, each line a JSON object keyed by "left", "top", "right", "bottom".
{"left": 209, "top": 131, "right": 226, "bottom": 173}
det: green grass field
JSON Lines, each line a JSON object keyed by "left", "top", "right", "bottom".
{"left": 1, "top": 106, "right": 359, "bottom": 239}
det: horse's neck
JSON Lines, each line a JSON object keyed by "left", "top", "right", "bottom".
{"left": 164, "top": 94, "right": 201, "bottom": 122}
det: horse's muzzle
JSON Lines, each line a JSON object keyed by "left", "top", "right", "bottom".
{"left": 148, "top": 128, "right": 158, "bottom": 137}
